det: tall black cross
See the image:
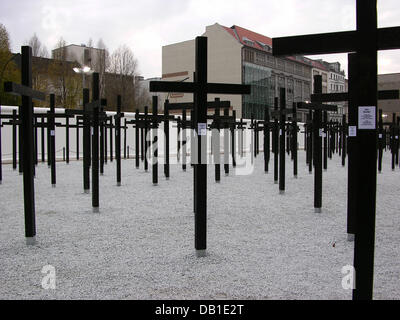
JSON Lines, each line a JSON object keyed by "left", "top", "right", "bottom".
{"left": 297, "top": 75, "right": 338, "bottom": 213}
{"left": 150, "top": 36, "right": 250, "bottom": 257}
{"left": 165, "top": 98, "right": 230, "bottom": 179}
{"left": 270, "top": 89, "right": 293, "bottom": 193}
{"left": 291, "top": 102, "right": 299, "bottom": 178}
{"left": 84, "top": 73, "right": 102, "bottom": 212}
{"left": 4, "top": 46, "right": 45, "bottom": 245}
{"left": 273, "top": 0, "right": 400, "bottom": 300}
{"left": 311, "top": 55, "right": 399, "bottom": 238}
{"left": 49, "top": 94, "right": 56, "bottom": 187}
{"left": 115, "top": 95, "right": 123, "bottom": 186}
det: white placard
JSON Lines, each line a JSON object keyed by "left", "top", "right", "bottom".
{"left": 198, "top": 123, "right": 207, "bottom": 136}
{"left": 279, "top": 129, "right": 282, "bottom": 136}
{"left": 358, "top": 106, "right": 376, "bottom": 130}
{"left": 349, "top": 126, "right": 357, "bottom": 137}
{"left": 379, "top": 134, "right": 383, "bottom": 138}
{"left": 319, "top": 128, "right": 324, "bottom": 137}
{"left": 50, "top": 130, "right": 55, "bottom": 136}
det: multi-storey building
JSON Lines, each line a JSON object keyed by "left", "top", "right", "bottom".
{"left": 378, "top": 73, "right": 400, "bottom": 119}
{"left": 162, "top": 23, "right": 313, "bottom": 121}
{"left": 315, "top": 60, "right": 347, "bottom": 122}
{"left": 52, "top": 44, "right": 106, "bottom": 73}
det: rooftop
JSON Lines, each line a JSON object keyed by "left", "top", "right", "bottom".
{"left": 222, "top": 24, "right": 312, "bottom": 67}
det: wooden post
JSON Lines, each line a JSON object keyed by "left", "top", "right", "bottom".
{"left": 91, "top": 73, "right": 100, "bottom": 212}
{"left": 116, "top": 95, "right": 122, "bottom": 186}
{"left": 152, "top": 96, "right": 158, "bottom": 185}
{"left": 164, "top": 101, "right": 170, "bottom": 179}
{"left": 279, "top": 88, "right": 286, "bottom": 194}
{"left": 83, "top": 88, "right": 90, "bottom": 193}
{"left": 49, "top": 94, "right": 56, "bottom": 187}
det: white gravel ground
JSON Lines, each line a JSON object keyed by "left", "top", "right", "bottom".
{"left": 0, "top": 150, "right": 399, "bottom": 300}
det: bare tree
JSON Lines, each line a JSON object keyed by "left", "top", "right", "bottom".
{"left": 106, "top": 45, "right": 139, "bottom": 111}
{"left": 87, "top": 38, "right": 93, "bottom": 48}
{"left": 26, "top": 33, "right": 49, "bottom": 58}
{"left": 96, "top": 38, "right": 109, "bottom": 98}
{"left": 50, "top": 37, "right": 81, "bottom": 109}
{"left": 23, "top": 33, "right": 50, "bottom": 103}
{"left": 135, "top": 81, "right": 152, "bottom": 110}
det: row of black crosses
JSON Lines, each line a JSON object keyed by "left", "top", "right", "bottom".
{"left": 272, "top": 0, "right": 400, "bottom": 300}
{"left": 3, "top": 0, "right": 399, "bottom": 299}
{"left": 0, "top": 96, "right": 129, "bottom": 182}
{"left": 1, "top": 43, "right": 246, "bottom": 244}
{"left": 0, "top": 80, "right": 244, "bottom": 191}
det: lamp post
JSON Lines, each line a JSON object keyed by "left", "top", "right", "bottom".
{"left": 73, "top": 66, "right": 91, "bottom": 88}
{"left": 73, "top": 66, "right": 92, "bottom": 106}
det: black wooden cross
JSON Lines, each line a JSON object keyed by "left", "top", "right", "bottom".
{"left": 164, "top": 99, "right": 229, "bottom": 179}
{"left": 83, "top": 73, "right": 102, "bottom": 212}
{"left": 264, "top": 106, "right": 271, "bottom": 173}
{"left": 270, "top": 88, "right": 294, "bottom": 194}
{"left": 273, "top": 0, "right": 400, "bottom": 299}
{"left": 388, "top": 113, "right": 400, "bottom": 170}
{"left": 377, "top": 109, "right": 384, "bottom": 172}
{"left": 115, "top": 95, "right": 123, "bottom": 186}
{"left": 272, "top": 97, "right": 279, "bottom": 184}
{"left": 49, "top": 94, "right": 56, "bottom": 186}
{"left": 4, "top": 46, "right": 45, "bottom": 245}
{"left": 164, "top": 102, "right": 170, "bottom": 179}
{"left": 297, "top": 75, "right": 338, "bottom": 213}
{"left": 152, "top": 96, "right": 158, "bottom": 185}
{"left": 311, "top": 54, "right": 400, "bottom": 240}
{"left": 150, "top": 36, "right": 250, "bottom": 257}
{"left": 0, "top": 111, "right": 20, "bottom": 173}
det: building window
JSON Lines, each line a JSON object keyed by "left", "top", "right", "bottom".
{"left": 295, "top": 64, "right": 302, "bottom": 76}
{"left": 266, "top": 54, "right": 275, "bottom": 66}
{"left": 295, "top": 80, "right": 302, "bottom": 101}
{"left": 243, "top": 49, "right": 254, "bottom": 63}
{"left": 277, "top": 58, "right": 285, "bottom": 70}
{"left": 242, "top": 62, "right": 273, "bottom": 119}
{"left": 286, "top": 61, "right": 294, "bottom": 73}
{"left": 304, "top": 82, "right": 310, "bottom": 99}
{"left": 256, "top": 52, "right": 266, "bottom": 66}
{"left": 243, "top": 37, "right": 255, "bottom": 47}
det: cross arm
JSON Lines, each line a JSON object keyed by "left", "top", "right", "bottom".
{"left": 272, "top": 31, "right": 356, "bottom": 56}
{"left": 166, "top": 100, "right": 231, "bottom": 110}
{"left": 311, "top": 93, "right": 349, "bottom": 103}
{"left": 206, "top": 83, "right": 251, "bottom": 95}
{"left": 311, "top": 90, "right": 399, "bottom": 103}
{"left": 378, "top": 27, "right": 400, "bottom": 51}
{"left": 272, "top": 26, "right": 400, "bottom": 56}
{"left": 297, "top": 102, "right": 338, "bottom": 111}
{"left": 378, "top": 90, "right": 399, "bottom": 100}
{"left": 4, "top": 81, "right": 46, "bottom": 101}
{"left": 150, "top": 81, "right": 195, "bottom": 93}
{"left": 271, "top": 109, "right": 294, "bottom": 117}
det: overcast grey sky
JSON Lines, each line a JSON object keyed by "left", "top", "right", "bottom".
{"left": 1, "top": 0, "right": 399, "bottom": 78}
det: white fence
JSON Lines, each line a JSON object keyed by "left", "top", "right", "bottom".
{"left": 0, "top": 105, "right": 305, "bottom": 163}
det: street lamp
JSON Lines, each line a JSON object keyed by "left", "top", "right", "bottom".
{"left": 73, "top": 65, "right": 92, "bottom": 89}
